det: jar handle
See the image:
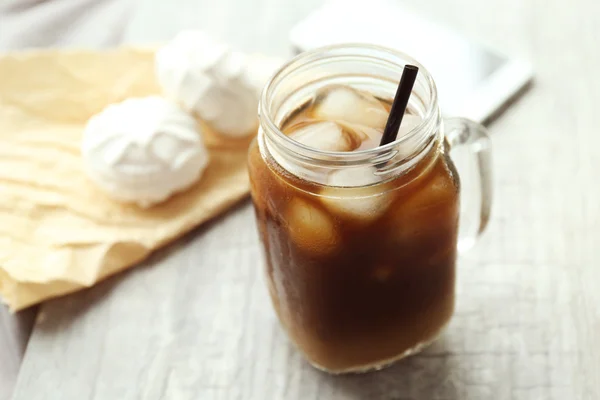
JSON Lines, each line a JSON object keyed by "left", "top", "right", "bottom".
{"left": 444, "top": 117, "right": 493, "bottom": 253}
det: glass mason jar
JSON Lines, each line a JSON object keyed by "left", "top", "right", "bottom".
{"left": 248, "top": 44, "right": 492, "bottom": 374}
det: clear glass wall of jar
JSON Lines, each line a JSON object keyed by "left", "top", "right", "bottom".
{"left": 248, "top": 44, "right": 492, "bottom": 373}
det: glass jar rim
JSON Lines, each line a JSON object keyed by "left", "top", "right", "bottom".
{"left": 258, "top": 43, "right": 440, "bottom": 165}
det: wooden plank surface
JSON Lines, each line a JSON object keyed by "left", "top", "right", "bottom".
{"left": 11, "top": 0, "right": 600, "bottom": 399}
{"left": 0, "top": 309, "right": 34, "bottom": 400}
{"left": 0, "top": 1, "right": 132, "bottom": 399}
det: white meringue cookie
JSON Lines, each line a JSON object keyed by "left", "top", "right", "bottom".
{"left": 82, "top": 96, "right": 209, "bottom": 208}
{"left": 242, "top": 53, "right": 286, "bottom": 97}
{"left": 155, "top": 30, "right": 284, "bottom": 138}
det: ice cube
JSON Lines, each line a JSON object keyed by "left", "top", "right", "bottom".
{"left": 402, "top": 170, "right": 457, "bottom": 214}
{"left": 286, "top": 198, "right": 339, "bottom": 256}
{"left": 326, "top": 165, "right": 383, "bottom": 187}
{"left": 396, "top": 114, "right": 422, "bottom": 139}
{"left": 313, "top": 86, "right": 389, "bottom": 129}
{"left": 267, "top": 134, "right": 331, "bottom": 184}
{"left": 336, "top": 122, "right": 382, "bottom": 150}
{"left": 391, "top": 170, "right": 459, "bottom": 246}
{"left": 288, "top": 121, "right": 360, "bottom": 152}
{"left": 320, "top": 166, "right": 391, "bottom": 222}
{"left": 337, "top": 113, "right": 421, "bottom": 151}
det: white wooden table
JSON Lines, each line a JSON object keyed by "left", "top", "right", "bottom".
{"left": 8, "top": 0, "right": 600, "bottom": 399}
{"left": 0, "top": 1, "right": 131, "bottom": 399}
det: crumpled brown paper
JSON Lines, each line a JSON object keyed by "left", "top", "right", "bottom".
{"left": 0, "top": 48, "right": 253, "bottom": 311}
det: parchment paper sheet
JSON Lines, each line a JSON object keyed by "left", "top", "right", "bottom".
{"left": 0, "top": 48, "right": 252, "bottom": 311}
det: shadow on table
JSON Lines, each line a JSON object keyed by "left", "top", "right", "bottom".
{"left": 317, "top": 335, "right": 460, "bottom": 400}
{"left": 33, "top": 198, "right": 252, "bottom": 334}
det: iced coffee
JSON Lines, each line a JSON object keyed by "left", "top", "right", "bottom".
{"left": 248, "top": 83, "right": 460, "bottom": 373}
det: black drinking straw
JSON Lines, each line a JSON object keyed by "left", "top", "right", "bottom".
{"left": 379, "top": 64, "right": 419, "bottom": 146}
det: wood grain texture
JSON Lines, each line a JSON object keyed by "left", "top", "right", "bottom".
{"left": 0, "top": 2, "right": 132, "bottom": 399}
{"left": 11, "top": 0, "right": 600, "bottom": 399}
{"left": 0, "top": 309, "right": 35, "bottom": 400}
